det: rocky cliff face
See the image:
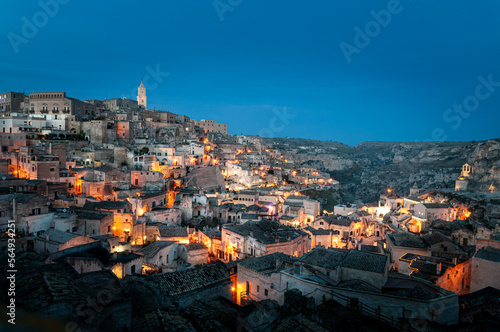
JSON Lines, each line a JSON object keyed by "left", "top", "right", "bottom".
{"left": 469, "top": 140, "right": 500, "bottom": 191}
{"left": 348, "top": 141, "right": 477, "bottom": 201}
{"left": 267, "top": 138, "right": 499, "bottom": 202}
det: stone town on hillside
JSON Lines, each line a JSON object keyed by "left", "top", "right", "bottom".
{"left": 1, "top": 84, "right": 499, "bottom": 331}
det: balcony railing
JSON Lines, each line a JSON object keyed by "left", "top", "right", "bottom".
{"left": 240, "top": 290, "right": 252, "bottom": 306}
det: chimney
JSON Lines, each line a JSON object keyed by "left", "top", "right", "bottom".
{"left": 275, "top": 235, "right": 280, "bottom": 243}
{"left": 276, "top": 258, "right": 281, "bottom": 269}
{"left": 437, "top": 262, "right": 442, "bottom": 275}
{"left": 454, "top": 257, "right": 458, "bottom": 266}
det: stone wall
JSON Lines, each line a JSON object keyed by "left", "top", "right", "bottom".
{"left": 470, "top": 256, "right": 500, "bottom": 292}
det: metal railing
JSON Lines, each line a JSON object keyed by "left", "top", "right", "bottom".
{"left": 326, "top": 290, "right": 417, "bottom": 332}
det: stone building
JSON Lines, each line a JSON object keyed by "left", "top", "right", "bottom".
{"left": 117, "top": 120, "right": 135, "bottom": 143}
{"left": 178, "top": 242, "right": 209, "bottom": 266}
{"left": 15, "top": 263, "right": 132, "bottom": 331}
{"left": 455, "top": 163, "right": 472, "bottom": 192}
{"left": 308, "top": 215, "right": 365, "bottom": 248}
{"left": 130, "top": 261, "right": 232, "bottom": 310}
{"left": 104, "top": 97, "right": 138, "bottom": 111}
{"left": 73, "top": 210, "right": 114, "bottom": 237}
{"left": 198, "top": 227, "right": 223, "bottom": 259}
{"left": 279, "top": 248, "right": 458, "bottom": 326}
{"left": 34, "top": 229, "right": 95, "bottom": 254}
{"left": 81, "top": 120, "right": 107, "bottom": 144}
{"left": 136, "top": 240, "right": 179, "bottom": 271}
{"left": 192, "top": 119, "right": 227, "bottom": 134}
{"left": 137, "top": 80, "right": 147, "bottom": 109}
{"left": 221, "top": 219, "right": 310, "bottom": 262}
{"left": 303, "top": 226, "right": 336, "bottom": 249}
{"left": 27, "top": 92, "right": 97, "bottom": 129}
{"left": 131, "top": 170, "right": 164, "bottom": 187}
{"left": 128, "top": 190, "right": 174, "bottom": 216}
{"left": 236, "top": 252, "right": 291, "bottom": 305}
{"left": 0, "top": 193, "right": 51, "bottom": 234}
{"left": 470, "top": 246, "right": 500, "bottom": 292}
{"left": 17, "top": 145, "right": 61, "bottom": 181}
{"left": 386, "top": 232, "right": 430, "bottom": 271}
{"left": 0, "top": 91, "right": 27, "bottom": 114}
{"left": 413, "top": 202, "right": 456, "bottom": 223}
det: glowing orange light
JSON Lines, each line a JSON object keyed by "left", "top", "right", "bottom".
{"left": 387, "top": 188, "right": 392, "bottom": 193}
{"left": 231, "top": 287, "right": 235, "bottom": 291}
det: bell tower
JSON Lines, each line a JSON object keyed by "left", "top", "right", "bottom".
{"left": 137, "top": 80, "right": 147, "bottom": 109}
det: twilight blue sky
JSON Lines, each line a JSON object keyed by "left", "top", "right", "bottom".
{"left": 1, "top": 0, "right": 499, "bottom": 145}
